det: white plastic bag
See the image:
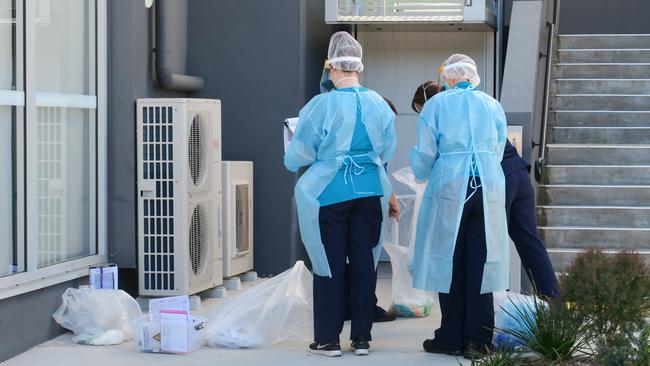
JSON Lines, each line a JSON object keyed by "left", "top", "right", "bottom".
{"left": 52, "top": 288, "right": 142, "bottom": 345}
{"left": 206, "top": 261, "right": 313, "bottom": 348}
{"left": 493, "top": 291, "right": 539, "bottom": 348}
{"left": 384, "top": 167, "right": 436, "bottom": 317}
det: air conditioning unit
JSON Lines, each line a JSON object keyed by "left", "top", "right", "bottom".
{"left": 221, "top": 161, "right": 254, "bottom": 278}
{"left": 136, "top": 98, "right": 223, "bottom": 296}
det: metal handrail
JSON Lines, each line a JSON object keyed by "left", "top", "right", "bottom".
{"left": 535, "top": 0, "right": 561, "bottom": 182}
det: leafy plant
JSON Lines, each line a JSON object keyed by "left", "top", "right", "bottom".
{"left": 596, "top": 321, "right": 650, "bottom": 366}
{"left": 561, "top": 248, "right": 650, "bottom": 340}
{"left": 495, "top": 291, "right": 592, "bottom": 364}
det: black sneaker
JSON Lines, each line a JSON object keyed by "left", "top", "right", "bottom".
{"left": 422, "top": 338, "right": 463, "bottom": 356}
{"left": 373, "top": 306, "right": 397, "bottom": 323}
{"left": 351, "top": 338, "right": 370, "bottom": 356}
{"left": 309, "top": 342, "right": 342, "bottom": 357}
{"left": 463, "top": 341, "right": 493, "bottom": 360}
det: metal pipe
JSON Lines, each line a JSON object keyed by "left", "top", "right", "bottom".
{"left": 153, "top": 0, "right": 203, "bottom": 92}
{"left": 535, "top": 0, "right": 560, "bottom": 182}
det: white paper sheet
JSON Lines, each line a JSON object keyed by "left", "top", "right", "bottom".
{"left": 283, "top": 117, "right": 298, "bottom": 152}
{"left": 149, "top": 296, "right": 190, "bottom": 323}
{"left": 160, "top": 310, "right": 189, "bottom": 353}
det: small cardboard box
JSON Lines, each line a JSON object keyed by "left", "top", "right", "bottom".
{"left": 89, "top": 263, "right": 119, "bottom": 290}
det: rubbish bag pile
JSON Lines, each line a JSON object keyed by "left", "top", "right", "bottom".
{"left": 383, "top": 167, "right": 436, "bottom": 318}
{"left": 205, "top": 261, "right": 313, "bottom": 348}
{"left": 493, "top": 291, "right": 539, "bottom": 349}
{"left": 52, "top": 288, "right": 142, "bottom": 345}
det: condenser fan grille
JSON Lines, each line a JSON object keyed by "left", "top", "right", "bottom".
{"left": 188, "top": 114, "right": 206, "bottom": 187}
{"left": 189, "top": 204, "right": 208, "bottom": 276}
{"left": 235, "top": 184, "right": 250, "bottom": 254}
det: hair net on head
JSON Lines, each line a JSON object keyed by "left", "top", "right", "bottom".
{"left": 328, "top": 31, "right": 364, "bottom": 72}
{"left": 441, "top": 53, "right": 481, "bottom": 86}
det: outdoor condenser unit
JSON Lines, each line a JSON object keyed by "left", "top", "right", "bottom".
{"left": 221, "top": 161, "right": 254, "bottom": 278}
{"left": 136, "top": 98, "right": 223, "bottom": 296}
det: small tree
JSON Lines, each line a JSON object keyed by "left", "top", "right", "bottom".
{"left": 561, "top": 248, "right": 650, "bottom": 341}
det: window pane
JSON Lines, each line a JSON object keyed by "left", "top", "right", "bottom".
{"left": 35, "top": 0, "right": 97, "bottom": 267}
{"left": 0, "top": 0, "right": 24, "bottom": 276}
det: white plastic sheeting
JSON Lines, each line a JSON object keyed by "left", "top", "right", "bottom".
{"left": 205, "top": 261, "right": 313, "bottom": 348}
{"left": 52, "top": 288, "right": 142, "bottom": 345}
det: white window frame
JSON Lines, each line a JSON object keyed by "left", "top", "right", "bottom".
{"left": 0, "top": 0, "right": 107, "bottom": 300}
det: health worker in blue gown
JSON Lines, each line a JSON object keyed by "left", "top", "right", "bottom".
{"left": 410, "top": 54, "right": 509, "bottom": 360}
{"left": 284, "top": 31, "right": 396, "bottom": 358}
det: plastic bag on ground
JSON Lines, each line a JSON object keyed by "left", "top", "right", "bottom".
{"left": 384, "top": 167, "right": 436, "bottom": 317}
{"left": 493, "top": 291, "right": 538, "bottom": 348}
{"left": 133, "top": 314, "right": 206, "bottom": 353}
{"left": 52, "top": 288, "right": 142, "bottom": 345}
{"left": 205, "top": 261, "right": 313, "bottom": 348}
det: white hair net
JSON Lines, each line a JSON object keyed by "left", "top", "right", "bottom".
{"left": 441, "top": 53, "right": 481, "bottom": 86}
{"left": 328, "top": 31, "right": 364, "bottom": 72}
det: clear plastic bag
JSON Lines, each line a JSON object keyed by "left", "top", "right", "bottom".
{"left": 493, "top": 291, "right": 538, "bottom": 348}
{"left": 52, "top": 288, "right": 142, "bottom": 345}
{"left": 205, "top": 261, "right": 313, "bottom": 348}
{"left": 384, "top": 167, "right": 436, "bottom": 317}
{"left": 133, "top": 314, "right": 206, "bottom": 353}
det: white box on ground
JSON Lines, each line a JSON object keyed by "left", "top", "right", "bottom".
{"left": 149, "top": 295, "right": 190, "bottom": 323}
{"left": 89, "top": 264, "right": 118, "bottom": 289}
{"left": 160, "top": 310, "right": 190, "bottom": 353}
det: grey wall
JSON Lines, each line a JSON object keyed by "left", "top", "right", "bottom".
{"left": 108, "top": 0, "right": 186, "bottom": 286}
{"left": 0, "top": 278, "right": 85, "bottom": 362}
{"left": 559, "top": 0, "right": 650, "bottom": 34}
{"left": 188, "top": 0, "right": 336, "bottom": 275}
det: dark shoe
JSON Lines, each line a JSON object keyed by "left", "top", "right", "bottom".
{"left": 373, "top": 306, "right": 397, "bottom": 322}
{"left": 351, "top": 338, "right": 370, "bottom": 356}
{"left": 422, "top": 338, "right": 463, "bottom": 356}
{"left": 464, "top": 341, "right": 493, "bottom": 360}
{"left": 309, "top": 341, "right": 342, "bottom": 357}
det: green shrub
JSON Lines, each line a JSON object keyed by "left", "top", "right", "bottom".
{"left": 496, "top": 292, "right": 592, "bottom": 364}
{"left": 561, "top": 248, "right": 650, "bottom": 340}
{"left": 596, "top": 321, "right": 650, "bottom": 366}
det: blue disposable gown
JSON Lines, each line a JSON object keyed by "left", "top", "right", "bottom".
{"left": 284, "top": 88, "right": 397, "bottom": 277}
{"left": 409, "top": 84, "right": 509, "bottom": 294}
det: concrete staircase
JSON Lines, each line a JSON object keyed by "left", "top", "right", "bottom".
{"left": 538, "top": 34, "right": 650, "bottom": 270}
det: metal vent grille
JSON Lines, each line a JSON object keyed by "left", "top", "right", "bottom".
{"left": 142, "top": 106, "right": 175, "bottom": 291}
{"left": 188, "top": 114, "right": 206, "bottom": 187}
{"left": 189, "top": 204, "right": 207, "bottom": 276}
{"left": 235, "top": 184, "right": 250, "bottom": 254}
{"left": 37, "top": 107, "right": 67, "bottom": 267}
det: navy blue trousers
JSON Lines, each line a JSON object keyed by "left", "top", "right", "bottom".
{"left": 436, "top": 181, "right": 494, "bottom": 351}
{"left": 506, "top": 169, "right": 559, "bottom": 298}
{"left": 314, "top": 196, "right": 382, "bottom": 344}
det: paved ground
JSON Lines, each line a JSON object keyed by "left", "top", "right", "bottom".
{"left": 2, "top": 265, "right": 472, "bottom": 366}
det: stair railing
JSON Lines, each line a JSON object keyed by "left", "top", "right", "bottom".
{"left": 534, "top": 0, "right": 561, "bottom": 183}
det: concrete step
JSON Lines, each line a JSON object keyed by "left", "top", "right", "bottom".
{"left": 546, "top": 144, "right": 650, "bottom": 165}
{"left": 550, "top": 110, "right": 650, "bottom": 127}
{"left": 558, "top": 49, "right": 650, "bottom": 63}
{"left": 547, "top": 248, "right": 650, "bottom": 272}
{"left": 537, "top": 206, "right": 650, "bottom": 227}
{"left": 544, "top": 165, "right": 650, "bottom": 185}
{"left": 552, "top": 94, "right": 650, "bottom": 111}
{"left": 539, "top": 227, "right": 650, "bottom": 250}
{"left": 550, "top": 127, "right": 650, "bottom": 144}
{"left": 556, "top": 63, "right": 650, "bottom": 79}
{"left": 554, "top": 79, "right": 650, "bottom": 95}
{"left": 539, "top": 185, "right": 650, "bottom": 206}
{"left": 559, "top": 34, "right": 650, "bottom": 49}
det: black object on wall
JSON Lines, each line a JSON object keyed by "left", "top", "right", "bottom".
{"left": 559, "top": 0, "right": 650, "bottom": 34}
{"left": 188, "top": 0, "right": 337, "bottom": 276}
{"left": 153, "top": 0, "right": 204, "bottom": 91}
